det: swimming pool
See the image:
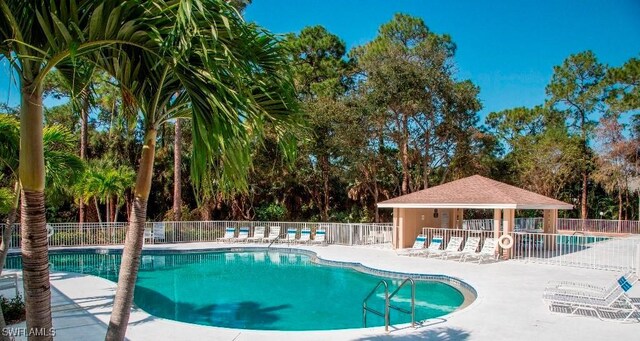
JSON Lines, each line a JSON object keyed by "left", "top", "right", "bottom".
{"left": 6, "top": 249, "right": 469, "bottom": 331}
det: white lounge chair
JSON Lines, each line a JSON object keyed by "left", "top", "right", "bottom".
{"left": 217, "top": 227, "right": 236, "bottom": 242}
{"left": 280, "top": 228, "right": 298, "bottom": 243}
{"left": 461, "top": 237, "right": 498, "bottom": 263}
{"left": 397, "top": 235, "right": 427, "bottom": 256}
{"left": 543, "top": 275, "right": 639, "bottom": 321}
{"left": 297, "top": 228, "right": 311, "bottom": 244}
{"left": 545, "top": 271, "right": 639, "bottom": 301}
{"left": 143, "top": 227, "right": 153, "bottom": 244}
{"left": 427, "top": 236, "right": 464, "bottom": 258}
{"left": 412, "top": 236, "right": 444, "bottom": 256}
{"left": 247, "top": 226, "right": 266, "bottom": 243}
{"left": 263, "top": 226, "right": 281, "bottom": 243}
{"left": 447, "top": 237, "right": 480, "bottom": 260}
{"left": 230, "top": 227, "right": 250, "bottom": 243}
{"left": 310, "top": 229, "right": 326, "bottom": 245}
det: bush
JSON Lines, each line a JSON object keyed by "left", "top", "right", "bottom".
{"left": 255, "top": 203, "right": 287, "bottom": 221}
{"left": 1, "top": 294, "right": 25, "bottom": 325}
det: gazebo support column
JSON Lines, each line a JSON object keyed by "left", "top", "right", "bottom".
{"left": 493, "top": 209, "right": 502, "bottom": 240}
{"left": 393, "top": 208, "right": 400, "bottom": 249}
{"left": 543, "top": 209, "right": 558, "bottom": 251}
{"left": 502, "top": 209, "right": 515, "bottom": 259}
{"left": 456, "top": 209, "right": 464, "bottom": 229}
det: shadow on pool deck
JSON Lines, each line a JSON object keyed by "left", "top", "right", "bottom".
{"left": 355, "top": 326, "right": 470, "bottom": 340}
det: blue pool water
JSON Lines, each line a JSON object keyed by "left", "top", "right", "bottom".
{"left": 6, "top": 250, "right": 465, "bottom": 330}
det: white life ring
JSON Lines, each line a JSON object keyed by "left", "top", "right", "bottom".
{"left": 498, "top": 234, "right": 514, "bottom": 249}
{"left": 46, "top": 224, "right": 54, "bottom": 237}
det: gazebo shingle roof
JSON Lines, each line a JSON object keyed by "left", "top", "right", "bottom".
{"left": 377, "top": 175, "right": 573, "bottom": 209}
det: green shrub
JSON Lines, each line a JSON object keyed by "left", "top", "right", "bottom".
{"left": 1, "top": 294, "right": 25, "bottom": 325}
{"left": 255, "top": 203, "right": 287, "bottom": 221}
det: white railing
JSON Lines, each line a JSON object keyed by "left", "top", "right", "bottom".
{"left": 511, "top": 232, "right": 639, "bottom": 271}
{"left": 421, "top": 227, "right": 640, "bottom": 272}
{"left": 556, "top": 219, "right": 640, "bottom": 234}
{"left": 1, "top": 221, "right": 393, "bottom": 248}
{"left": 462, "top": 218, "right": 544, "bottom": 231}
{"left": 462, "top": 218, "right": 640, "bottom": 234}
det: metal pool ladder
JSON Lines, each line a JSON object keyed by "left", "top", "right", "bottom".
{"left": 362, "top": 278, "right": 416, "bottom": 332}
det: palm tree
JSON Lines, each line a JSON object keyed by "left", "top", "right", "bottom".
{"left": 173, "top": 119, "right": 182, "bottom": 221}
{"left": 75, "top": 162, "right": 135, "bottom": 224}
{"left": 1, "top": 1, "right": 157, "bottom": 337}
{"left": 0, "top": 115, "right": 84, "bottom": 336}
{"left": 99, "top": 2, "right": 300, "bottom": 339}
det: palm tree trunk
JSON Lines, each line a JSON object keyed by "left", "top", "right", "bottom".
{"left": 19, "top": 84, "right": 53, "bottom": 340}
{"left": 95, "top": 198, "right": 103, "bottom": 224}
{"left": 79, "top": 96, "right": 89, "bottom": 223}
{"left": 173, "top": 119, "right": 182, "bottom": 221}
{"left": 106, "top": 129, "right": 156, "bottom": 341}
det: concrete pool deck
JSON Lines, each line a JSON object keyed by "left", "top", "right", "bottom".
{"left": 6, "top": 243, "right": 640, "bottom": 340}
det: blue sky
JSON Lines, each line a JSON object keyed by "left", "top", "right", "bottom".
{"left": 244, "top": 0, "right": 640, "bottom": 118}
{"left": 2, "top": 0, "right": 639, "bottom": 120}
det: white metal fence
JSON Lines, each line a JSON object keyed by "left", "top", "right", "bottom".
{"left": 421, "top": 227, "right": 640, "bottom": 272}
{"left": 462, "top": 218, "right": 640, "bottom": 234}
{"left": 1, "top": 221, "right": 394, "bottom": 248}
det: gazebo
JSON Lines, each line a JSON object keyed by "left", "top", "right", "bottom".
{"left": 377, "top": 175, "right": 573, "bottom": 253}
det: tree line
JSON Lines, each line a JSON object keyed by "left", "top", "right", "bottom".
{"left": 7, "top": 14, "right": 638, "bottom": 226}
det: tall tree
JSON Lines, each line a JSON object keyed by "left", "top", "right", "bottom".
{"left": 352, "top": 14, "right": 472, "bottom": 194}
{"left": 173, "top": 119, "right": 182, "bottom": 221}
{"left": 99, "top": 2, "right": 299, "bottom": 339}
{"left": 486, "top": 106, "right": 582, "bottom": 198}
{"left": 546, "top": 51, "right": 606, "bottom": 219}
{"left": 1, "top": 2, "right": 152, "bottom": 337}
{"left": 285, "top": 25, "right": 350, "bottom": 220}
{"left": 0, "top": 116, "right": 83, "bottom": 336}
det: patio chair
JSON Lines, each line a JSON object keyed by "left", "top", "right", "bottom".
{"left": 230, "top": 227, "right": 250, "bottom": 243}
{"left": 143, "top": 227, "right": 153, "bottom": 244}
{"left": 279, "top": 228, "right": 298, "bottom": 243}
{"left": 427, "top": 236, "right": 464, "bottom": 258}
{"left": 460, "top": 237, "right": 498, "bottom": 263}
{"left": 310, "top": 229, "right": 326, "bottom": 245}
{"left": 297, "top": 228, "right": 311, "bottom": 244}
{"left": 397, "top": 235, "right": 428, "bottom": 256}
{"left": 544, "top": 271, "right": 639, "bottom": 301}
{"left": 0, "top": 274, "right": 19, "bottom": 297}
{"left": 412, "top": 236, "right": 444, "bottom": 256}
{"left": 262, "top": 226, "right": 281, "bottom": 243}
{"left": 445, "top": 237, "right": 480, "bottom": 260}
{"left": 247, "top": 226, "right": 266, "bottom": 243}
{"left": 543, "top": 275, "right": 639, "bottom": 321}
{"left": 217, "top": 227, "right": 236, "bottom": 242}
{"left": 153, "top": 222, "right": 165, "bottom": 243}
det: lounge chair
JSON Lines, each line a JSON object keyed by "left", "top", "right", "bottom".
{"left": 280, "top": 228, "right": 298, "bottom": 243}
{"left": 427, "top": 236, "right": 464, "bottom": 258}
{"left": 310, "top": 229, "right": 326, "bottom": 245}
{"left": 230, "top": 227, "right": 250, "bottom": 243}
{"left": 297, "top": 228, "right": 311, "bottom": 244}
{"left": 412, "top": 236, "right": 444, "bottom": 256}
{"left": 543, "top": 275, "right": 639, "bottom": 321}
{"left": 545, "top": 271, "right": 639, "bottom": 301}
{"left": 397, "top": 235, "right": 428, "bottom": 256}
{"left": 247, "top": 226, "right": 266, "bottom": 243}
{"left": 263, "top": 226, "right": 281, "bottom": 243}
{"left": 461, "top": 237, "right": 498, "bottom": 263}
{"left": 444, "top": 237, "right": 480, "bottom": 260}
{"left": 217, "top": 227, "right": 236, "bottom": 242}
